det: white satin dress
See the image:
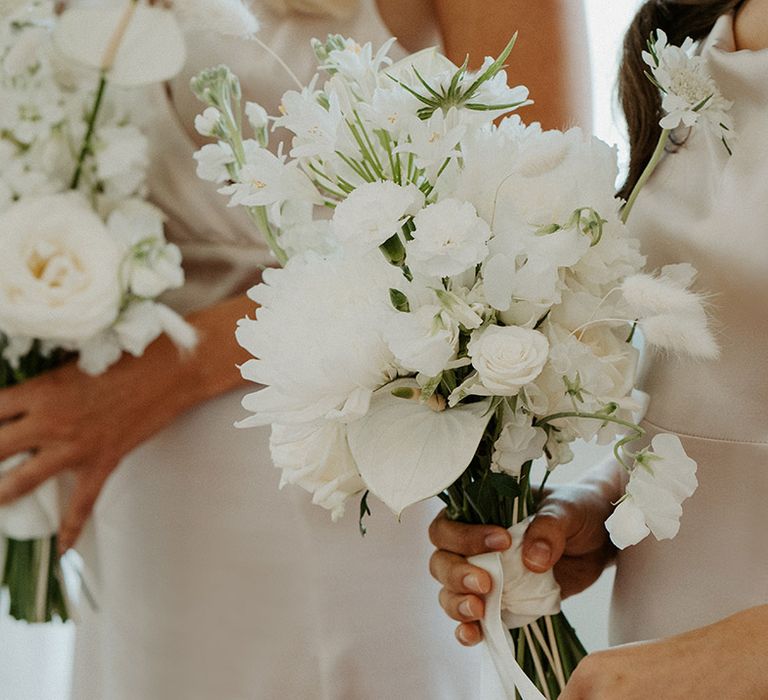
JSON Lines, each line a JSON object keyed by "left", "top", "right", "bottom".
{"left": 610, "top": 14, "right": 768, "bottom": 644}
{"left": 70, "top": 3, "right": 479, "bottom": 698}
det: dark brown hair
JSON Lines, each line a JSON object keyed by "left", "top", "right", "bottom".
{"left": 618, "top": 0, "right": 743, "bottom": 199}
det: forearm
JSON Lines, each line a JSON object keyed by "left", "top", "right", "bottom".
{"left": 432, "top": 0, "right": 592, "bottom": 130}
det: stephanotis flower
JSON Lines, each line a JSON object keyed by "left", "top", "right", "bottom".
{"left": 643, "top": 29, "right": 733, "bottom": 149}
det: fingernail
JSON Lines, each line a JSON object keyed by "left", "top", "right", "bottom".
{"left": 524, "top": 540, "right": 552, "bottom": 569}
{"left": 463, "top": 573, "right": 488, "bottom": 594}
{"left": 458, "top": 598, "right": 474, "bottom": 618}
{"left": 484, "top": 531, "right": 510, "bottom": 550}
{"left": 456, "top": 625, "right": 472, "bottom": 644}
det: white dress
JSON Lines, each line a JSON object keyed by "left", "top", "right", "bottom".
{"left": 71, "top": 3, "right": 478, "bottom": 698}
{"left": 610, "top": 14, "right": 768, "bottom": 644}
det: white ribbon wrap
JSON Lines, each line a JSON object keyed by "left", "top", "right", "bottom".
{"left": 468, "top": 519, "right": 562, "bottom": 700}
{"left": 0, "top": 453, "right": 60, "bottom": 540}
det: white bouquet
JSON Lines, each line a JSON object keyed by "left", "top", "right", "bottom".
{"left": 193, "top": 30, "right": 724, "bottom": 697}
{"left": 0, "top": 0, "right": 225, "bottom": 623}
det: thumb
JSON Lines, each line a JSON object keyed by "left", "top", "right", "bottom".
{"left": 521, "top": 500, "right": 573, "bottom": 573}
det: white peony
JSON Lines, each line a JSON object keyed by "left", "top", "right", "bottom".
{"left": 332, "top": 181, "right": 422, "bottom": 253}
{"left": 407, "top": 199, "right": 491, "bottom": 278}
{"left": 468, "top": 326, "right": 549, "bottom": 396}
{"left": 605, "top": 433, "right": 698, "bottom": 549}
{"left": 0, "top": 193, "right": 123, "bottom": 341}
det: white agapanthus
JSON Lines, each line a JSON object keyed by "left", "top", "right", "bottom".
{"left": 385, "top": 305, "right": 458, "bottom": 377}
{"left": 332, "top": 181, "right": 423, "bottom": 253}
{"left": 643, "top": 29, "right": 733, "bottom": 142}
{"left": 407, "top": 199, "right": 491, "bottom": 278}
{"left": 605, "top": 433, "right": 698, "bottom": 549}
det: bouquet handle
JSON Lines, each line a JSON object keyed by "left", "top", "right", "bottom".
{"left": 469, "top": 552, "right": 547, "bottom": 700}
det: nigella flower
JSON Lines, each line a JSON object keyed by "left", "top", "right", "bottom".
{"left": 643, "top": 29, "right": 734, "bottom": 151}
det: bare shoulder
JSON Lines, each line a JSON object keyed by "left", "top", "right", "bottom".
{"left": 734, "top": 0, "right": 768, "bottom": 50}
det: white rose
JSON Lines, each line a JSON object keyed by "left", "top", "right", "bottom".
{"left": 332, "top": 181, "right": 423, "bottom": 253}
{"left": 407, "top": 199, "right": 491, "bottom": 278}
{"left": 468, "top": 326, "right": 549, "bottom": 396}
{"left": 0, "top": 193, "right": 123, "bottom": 341}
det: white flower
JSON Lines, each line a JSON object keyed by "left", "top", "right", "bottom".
{"left": 638, "top": 311, "right": 719, "bottom": 360}
{"left": 643, "top": 29, "right": 733, "bottom": 140}
{"left": 0, "top": 193, "right": 123, "bottom": 341}
{"left": 605, "top": 433, "right": 698, "bottom": 549}
{"left": 468, "top": 326, "right": 549, "bottom": 396}
{"left": 173, "top": 0, "right": 259, "bottom": 37}
{"left": 93, "top": 124, "right": 149, "bottom": 197}
{"left": 270, "top": 421, "right": 364, "bottom": 522}
{"left": 620, "top": 263, "right": 704, "bottom": 317}
{"left": 491, "top": 412, "right": 547, "bottom": 478}
{"left": 194, "top": 107, "right": 223, "bottom": 137}
{"left": 385, "top": 306, "right": 458, "bottom": 377}
{"left": 107, "top": 199, "right": 184, "bottom": 298}
{"left": 332, "top": 181, "right": 422, "bottom": 253}
{"left": 113, "top": 300, "right": 165, "bottom": 357}
{"left": 245, "top": 101, "right": 269, "bottom": 145}
{"left": 194, "top": 142, "right": 235, "bottom": 183}
{"left": 235, "top": 251, "right": 401, "bottom": 427}
{"left": 219, "top": 143, "right": 321, "bottom": 207}
{"left": 396, "top": 108, "right": 466, "bottom": 177}
{"left": 407, "top": 199, "right": 490, "bottom": 278}
{"left": 275, "top": 83, "right": 344, "bottom": 160}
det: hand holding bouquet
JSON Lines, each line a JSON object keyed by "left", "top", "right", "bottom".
{"left": 193, "top": 29, "right": 725, "bottom": 697}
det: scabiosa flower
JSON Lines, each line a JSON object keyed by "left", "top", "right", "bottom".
{"left": 643, "top": 29, "right": 734, "bottom": 150}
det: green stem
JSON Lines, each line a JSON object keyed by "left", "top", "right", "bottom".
{"left": 621, "top": 128, "right": 670, "bottom": 224}
{"left": 249, "top": 206, "right": 288, "bottom": 266}
{"left": 70, "top": 73, "right": 108, "bottom": 190}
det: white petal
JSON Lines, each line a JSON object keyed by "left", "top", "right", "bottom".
{"left": 605, "top": 498, "right": 650, "bottom": 549}
{"left": 347, "top": 379, "right": 492, "bottom": 515}
{"left": 54, "top": 5, "right": 186, "bottom": 87}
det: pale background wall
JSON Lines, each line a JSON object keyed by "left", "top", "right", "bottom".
{"left": 0, "top": 1, "right": 642, "bottom": 696}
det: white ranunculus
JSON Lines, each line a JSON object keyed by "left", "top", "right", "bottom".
{"left": 332, "top": 181, "right": 423, "bottom": 253}
{"left": 0, "top": 193, "right": 123, "bottom": 341}
{"left": 468, "top": 326, "right": 549, "bottom": 396}
{"left": 491, "top": 414, "right": 547, "bottom": 478}
{"left": 407, "top": 199, "right": 491, "bottom": 278}
{"left": 605, "top": 433, "right": 698, "bottom": 549}
{"left": 385, "top": 306, "right": 458, "bottom": 377}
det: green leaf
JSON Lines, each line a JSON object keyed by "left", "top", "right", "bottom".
{"left": 358, "top": 491, "right": 372, "bottom": 536}
{"left": 389, "top": 288, "right": 411, "bottom": 312}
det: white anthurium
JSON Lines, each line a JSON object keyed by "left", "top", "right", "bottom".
{"left": 53, "top": 3, "right": 187, "bottom": 87}
{"left": 347, "top": 379, "right": 493, "bottom": 515}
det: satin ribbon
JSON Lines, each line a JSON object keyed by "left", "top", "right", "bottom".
{"left": 468, "top": 519, "right": 562, "bottom": 700}
{"left": 0, "top": 453, "right": 60, "bottom": 540}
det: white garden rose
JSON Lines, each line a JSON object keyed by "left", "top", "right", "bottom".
{"left": 407, "top": 199, "right": 491, "bottom": 278}
{"left": 468, "top": 325, "right": 549, "bottom": 396}
{"left": 0, "top": 193, "right": 124, "bottom": 341}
